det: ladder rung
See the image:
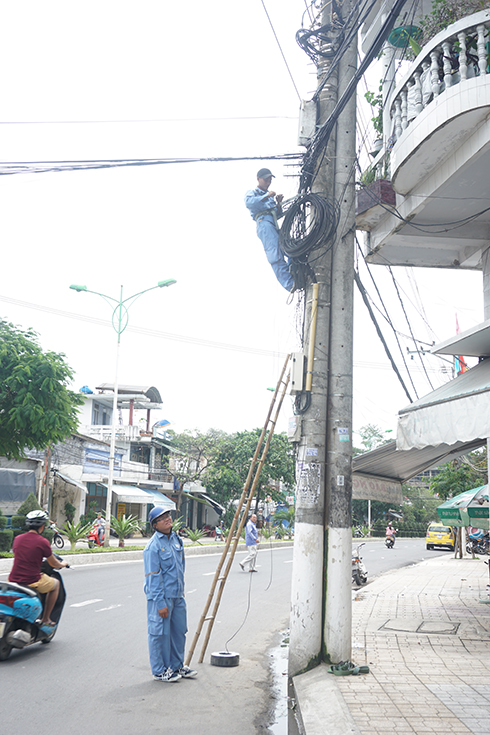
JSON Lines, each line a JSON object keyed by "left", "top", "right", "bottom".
{"left": 204, "top": 615, "right": 214, "bottom": 621}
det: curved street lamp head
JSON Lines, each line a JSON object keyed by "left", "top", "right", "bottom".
{"left": 69, "top": 284, "right": 88, "bottom": 292}
{"left": 158, "top": 279, "right": 177, "bottom": 288}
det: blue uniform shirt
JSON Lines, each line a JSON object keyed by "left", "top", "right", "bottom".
{"left": 244, "top": 187, "right": 277, "bottom": 221}
{"left": 143, "top": 530, "right": 185, "bottom": 610}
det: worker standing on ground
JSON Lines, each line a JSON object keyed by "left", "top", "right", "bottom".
{"left": 143, "top": 506, "right": 197, "bottom": 683}
{"left": 239, "top": 513, "right": 259, "bottom": 573}
{"left": 245, "top": 168, "right": 294, "bottom": 291}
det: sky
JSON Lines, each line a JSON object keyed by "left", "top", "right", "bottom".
{"left": 0, "top": 1, "right": 483, "bottom": 442}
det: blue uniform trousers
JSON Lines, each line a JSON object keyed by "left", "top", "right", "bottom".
{"left": 147, "top": 596, "right": 187, "bottom": 675}
{"left": 256, "top": 218, "right": 294, "bottom": 291}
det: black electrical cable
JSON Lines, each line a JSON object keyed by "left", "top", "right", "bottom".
{"left": 299, "top": 0, "right": 410, "bottom": 193}
{"left": 387, "top": 265, "right": 435, "bottom": 391}
{"left": 354, "top": 269, "right": 414, "bottom": 404}
{"left": 280, "top": 193, "right": 339, "bottom": 258}
{"left": 355, "top": 237, "right": 420, "bottom": 399}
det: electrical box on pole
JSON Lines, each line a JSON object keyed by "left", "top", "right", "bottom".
{"left": 289, "top": 352, "right": 306, "bottom": 394}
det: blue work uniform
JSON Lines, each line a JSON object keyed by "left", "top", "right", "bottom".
{"left": 244, "top": 187, "right": 294, "bottom": 291}
{"left": 143, "top": 529, "right": 187, "bottom": 676}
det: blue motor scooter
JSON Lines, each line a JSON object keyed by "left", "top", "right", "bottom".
{"left": 0, "top": 555, "right": 69, "bottom": 661}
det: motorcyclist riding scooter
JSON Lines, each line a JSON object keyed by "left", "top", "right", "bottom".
{"left": 0, "top": 510, "right": 70, "bottom": 660}
{"left": 385, "top": 522, "right": 397, "bottom": 549}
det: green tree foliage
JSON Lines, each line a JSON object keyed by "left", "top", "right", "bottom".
{"left": 418, "top": 0, "right": 490, "bottom": 46}
{"left": 429, "top": 451, "right": 487, "bottom": 501}
{"left": 352, "top": 499, "right": 393, "bottom": 525}
{"left": 169, "top": 428, "right": 295, "bottom": 526}
{"left": 0, "top": 320, "right": 84, "bottom": 459}
{"left": 353, "top": 424, "right": 393, "bottom": 456}
{"left": 0, "top": 508, "right": 13, "bottom": 553}
{"left": 204, "top": 429, "right": 295, "bottom": 521}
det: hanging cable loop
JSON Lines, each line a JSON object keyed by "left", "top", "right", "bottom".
{"left": 280, "top": 192, "right": 339, "bottom": 259}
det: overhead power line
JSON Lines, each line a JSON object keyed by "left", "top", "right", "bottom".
{"left": 0, "top": 152, "right": 302, "bottom": 177}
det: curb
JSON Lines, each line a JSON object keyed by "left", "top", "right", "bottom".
{"left": 0, "top": 539, "right": 294, "bottom": 574}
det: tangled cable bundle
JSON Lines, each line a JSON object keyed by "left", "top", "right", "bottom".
{"left": 280, "top": 192, "right": 339, "bottom": 259}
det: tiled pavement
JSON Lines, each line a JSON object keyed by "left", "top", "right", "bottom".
{"left": 294, "top": 556, "right": 490, "bottom": 735}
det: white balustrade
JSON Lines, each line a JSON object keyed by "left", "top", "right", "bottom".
{"left": 389, "top": 12, "right": 489, "bottom": 145}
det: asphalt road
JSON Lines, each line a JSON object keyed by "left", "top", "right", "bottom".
{"left": 353, "top": 537, "right": 452, "bottom": 583}
{"left": 0, "top": 538, "right": 451, "bottom": 733}
{"left": 0, "top": 545, "right": 294, "bottom": 735}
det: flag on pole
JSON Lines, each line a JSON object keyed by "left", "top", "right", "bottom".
{"left": 455, "top": 315, "right": 468, "bottom": 376}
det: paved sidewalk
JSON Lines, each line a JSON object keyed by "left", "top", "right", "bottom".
{"left": 294, "top": 555, "right": 490, "bottom": 735}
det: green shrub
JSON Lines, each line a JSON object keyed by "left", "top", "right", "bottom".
{"left": 0, "top": 509, "right": 7, "bottom": 530}
{"left": 0, "top": 528, "right": 13, "bottom": 552}
{"left": 64, "top": 501, "right": 76, "bottom": 523}
{"left": 16, "top": 492, "right": 42, "bottom": 516}
{"left": 11, "top": 515, "right": 26, "bottom": 530}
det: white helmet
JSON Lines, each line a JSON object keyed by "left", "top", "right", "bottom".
{"left": 25, "top": 510, "right": 49, "bottom": 529}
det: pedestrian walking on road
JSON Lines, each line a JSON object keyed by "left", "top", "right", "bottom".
{"left": 143, "top": 506, "right": 198, "bottom": 683}
{"left": 239, "top": 513, "right": 259, "bottom": 573}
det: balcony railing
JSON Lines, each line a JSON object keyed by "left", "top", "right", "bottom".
{"left": 388, "top": 10, "right": 490, "bottom": 146}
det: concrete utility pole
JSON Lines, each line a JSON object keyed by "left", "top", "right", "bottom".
{"left": 324, "top": 20, "right": 357, "bottom": 662}
{"left": 289, "top": 0, "right": 357, "bottom": 675}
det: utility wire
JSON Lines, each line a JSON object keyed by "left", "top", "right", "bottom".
{"left": 0, "top": 152, "right": 302, "bottom": 177}
{"left": 259, "top": 0, "right": 302, "bottom": 102}
{"left": 387, "top": 266, "right": 435, "bottom": 391}
{"left": 354, "top": 269, "right": 413, "bottom": 404}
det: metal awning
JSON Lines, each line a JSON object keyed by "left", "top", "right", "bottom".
{"left": 352, "top": 438, "right": 486, "bottom": 501}
{"left": 397, "top": 359, "right": 490, "bottom": 450}
{"left": 196, "top": 493, "right": 225, "bottom": 516}
{"left": 101, "top": 484, "right": 176, "bottom": 508}
{"left": 181, "top": 491, "right": 225, "bottom": 515}
{"left": 54, "top": 471, "right": 87, "bottom": 494}
{"left": 143, "top": 490, "right": 176, "bottom": 511}
{"left": 431, "top": 318, "right": 490, "bottom": 358}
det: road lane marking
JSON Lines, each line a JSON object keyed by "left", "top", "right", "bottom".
{"left": 71, "top": 599, "right": 103, "bottom": 607}
{"left": 284, "top": 560, "right": 293, "bottom": 563}
{"left": 95, "top": 604, "right": 122, "bottom": 612}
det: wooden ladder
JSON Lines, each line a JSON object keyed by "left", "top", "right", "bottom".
{"left": 185, "top": 354, "right": 291, "bottom": 665}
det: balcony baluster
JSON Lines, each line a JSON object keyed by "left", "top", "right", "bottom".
{"left": 458, "top": 32, "right": 468, "bottom": 82}
{"left": 442, "top": 40, "right": 453, "bottom": 88}
{"left": 477, "top": 24, "right": 487, "bottom": 74}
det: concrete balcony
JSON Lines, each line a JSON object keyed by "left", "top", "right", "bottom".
{"left": 358, "top": 10, "right": 490, "bottom": 270}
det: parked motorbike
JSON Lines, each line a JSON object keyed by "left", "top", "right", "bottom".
{"left": 465, "top": 534, "right": 489, "bottom": 555}
{"left": 49, "top": 522, "right": 65, "bottom": 550}
{"left": 352, "top": 543, "right": 368, "bottom": 585}
{"left": 385, "top": 533, "right": 396, "bottom": 549}
{"left": 0, "top": 555, "right": 69, "bottom": 661}
{"left": 354, "top": 525, "right": 366, "bottom": 538}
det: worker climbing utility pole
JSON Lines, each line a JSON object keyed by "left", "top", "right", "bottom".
{"left": 289, "top": 0, "right": 357, "bottom": 675}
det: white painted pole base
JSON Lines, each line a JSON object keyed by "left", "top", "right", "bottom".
{"left": 325, "top": 527, "right": 352, "bottom": 663}
{"left": 289, "top": 520, "right": 324, "bottom": 676}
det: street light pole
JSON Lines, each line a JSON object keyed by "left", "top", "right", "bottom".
{"left": 70, "top": 279, "right": 176, "bottom": 545}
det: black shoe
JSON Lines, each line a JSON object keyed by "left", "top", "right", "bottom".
{"left": 249, "top": 569, "right": 258, "bottom": 573}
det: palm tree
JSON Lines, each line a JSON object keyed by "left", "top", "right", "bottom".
{"left": 273, "top": 505, "right": 295, "bottom": 539}
{"left": 110, "top": 514, "right": 142, "bottom": 547}
{"left": 62, "top": 520, "right": 93, "bottom": 551}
